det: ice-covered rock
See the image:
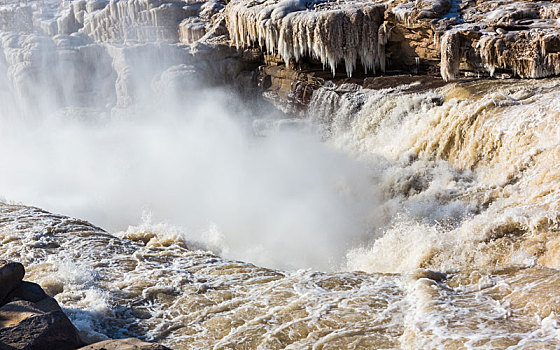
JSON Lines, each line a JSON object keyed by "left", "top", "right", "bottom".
{"left": 225, "top": 0, "right": 385, "bottom": 77}
{"left": 437, "top": 0, "right": 560, "bottom": 80}
{"left": 81, "top": 0, "right": 188, "bottom": 43}
{"left": 178, "top": 0, "right": 224, "bottom": 43}
{"left": 0, "top": 5, "right": 32, "bottom": 33}
{"left": 0, "top": 32, "right": 116, "bottom": 113}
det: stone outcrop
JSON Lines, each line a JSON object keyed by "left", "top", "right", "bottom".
{"left": 0, "top": 260, "right": 83, "bottom": 350}
{"left": 178, "top": 0, "right": 224, "bottom": 44}
{"left": 0, "top": 300, "right": 83, "bottom": 350}
{"left": 226, "top": 0, "right": 560, "bottom": 81}
{"left": 257, "top": 64, "right": 324, "bottom": 114}
{"left": 0, "top": 261, "right": 24, "bottom": 304}
{"left": 439, "top": 0, "right": 560, "bottom": 80}
{"left": 0, "top": 0, "right": 559, "bottom": 85}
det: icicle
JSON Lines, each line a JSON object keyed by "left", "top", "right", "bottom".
{"left": 440, "top": 30, "right": 461, "bottom": 81}
{"left": 225, "top": 0, "right": 384, "bottom": 77}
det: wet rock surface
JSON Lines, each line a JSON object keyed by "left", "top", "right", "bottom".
{"left": 0, "top": 260, "right": 82, "bottom": 350}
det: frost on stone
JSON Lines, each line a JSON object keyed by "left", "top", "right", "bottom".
{"left": 440, "top": 30, "right": 460, "bottom": 81}
{"left": 477, "top": 32, "right": 560, "bottom": 79}
{"left": 438, "top": 0, "right": 560, "bottom": 80}
{"left": 179, "top": 0, "right": 224, "bottom": 44}
{"left": 81, "top": 0, "right": 188, "bottom": 43}
{"left": 225, "top": 0, "right": 385, "bottom": 77}
{"left": 0, "top": 5, "right": 33, "bottom": 33}
{"left": 391, "top": 0, "right": 450, "bottom": 25}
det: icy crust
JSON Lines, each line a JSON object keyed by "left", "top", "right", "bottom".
{"left": 0, "top": 5, "right": 32, "bottom": 33}
{"left": 226, "top": 0, "right": 385, "bottom": 77}
{"left": 178, "top": 0, "right": 224, "bottom": 44}
{"left": 79, "top": 0, "right": 187, "bottom": 43}
{"left": 0, "top": 0, "right": 207, "bottom": 43}
{"left": 0, "top": 30, "right": 253, "bottom": 113}
{"left": 438, "top": 0, "right": 560, "bottom": 81}
{"left": 477, "top": 31, "right": 560, "bottom": 79}
{"left": 391, "top": 0, "right": 450, "bottom": 24}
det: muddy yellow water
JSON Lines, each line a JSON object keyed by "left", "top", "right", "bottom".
{"left": 3, "top": 78, "right": 560, "bottom": 348}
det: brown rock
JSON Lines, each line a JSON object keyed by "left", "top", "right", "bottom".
{"left": 4, "top": 281, "right": 48, "bottom": 304}
{"left": 0, "top": 261, "right": 25, "bottom": 306}
{"left": 0, "top": 300, "right": 82, "bottom": 350}
{"left": 3, "top": 280, "right": 63, "bottom": 313}
{"left": 78, "top": 338, "right": 171, "bottom": 350}
{"left": 33, "top": 297, "right": 63, "bottom": 313}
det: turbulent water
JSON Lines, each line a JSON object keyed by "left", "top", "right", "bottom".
{"left": 2, "top": 35, "right": 560, "bottom": 348}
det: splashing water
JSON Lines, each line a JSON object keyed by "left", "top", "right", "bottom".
{"left": 1, "top": 22, "right": 560, "bottom": 348}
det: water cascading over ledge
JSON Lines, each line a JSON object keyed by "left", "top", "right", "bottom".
{"left": 225, "top": 0, "right": 386, "bottom": 77}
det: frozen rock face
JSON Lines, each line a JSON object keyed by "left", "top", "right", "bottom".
{"left": 226, "top": 0, "right": 560, "bottom": 81}
{"left": 0, "top": 0, "right": 559, "bottom": 112}
{"left": 178, "top": 0, "right": 224, "bottom": 43}
{"left": 82, "top": 0, "right": 188, "bottom": 43}
{"left": 225, "top": 0, "right": 385, "bottom": 77}
{"left": 436, "top": 0, "right": 560, "bottom": 80}
{"left": 0, "top": 32, "right": 116, "bottom": 113}
{"left": 0, "top": 0, "right": 227, "bottom": 45}
{"left": 0, "top": 0, "right": 260, "bottom": 114}
{"left": 0, "top": 5, "right": 33, "bottom": 33}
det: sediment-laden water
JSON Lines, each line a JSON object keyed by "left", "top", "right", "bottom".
{"left": 1, "top": 28, "right": 560, "bottom": 347}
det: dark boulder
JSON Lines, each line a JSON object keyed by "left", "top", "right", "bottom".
{"left": 4, "top": 282, "right": 48, "bottom": 304}
{"left": 0, "top": 300, "right": 82, "bottom": 350}
{"left": 0, "top": 261, "right": 25, "bottom": 306}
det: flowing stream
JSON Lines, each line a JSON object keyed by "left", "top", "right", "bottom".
{"left": 1, "top": 26, "right": 560, "bottom": 348}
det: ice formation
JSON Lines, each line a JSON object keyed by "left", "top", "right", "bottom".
{"left": 80, "top": 0, "right": 187, "bottom": 43}
{"left": 0, "top": 32, "right": 116, "bottom": 111}
{"left": 437, "top": 0, "right": 560, "bottom": 80}
{"left": 439, "top": 30, "right": 460, "bottom": 81}
{"left": 178, "top": 0, "right": 224, "bottom": 43}
{"left": 225, "top": 0, "right": 385, "bottom": 77}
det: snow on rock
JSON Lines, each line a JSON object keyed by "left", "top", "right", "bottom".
{"left": 439, "top": 30, "right": 460, "bottom": 81}
{"left": 225, "top": 0, "right": 385, "bottom": 77}
{"left": 0, "top": 5, "right": 33, "bottom": 33}
{"left": 438, "top": 0, "right": 560, "bottom": 81}
{"left": 178, "top": 0, "right": 224, "bottom": 44}
{"left": 81, "top": 0, "right": 188, "bottom": 43}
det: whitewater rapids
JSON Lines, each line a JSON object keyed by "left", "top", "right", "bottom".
{"left": 1, "top": 75, "right": 560, "bottom": 348}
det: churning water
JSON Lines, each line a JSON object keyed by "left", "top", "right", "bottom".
{"left": 1, "top": 33, "right": 560, "bottom": 348}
